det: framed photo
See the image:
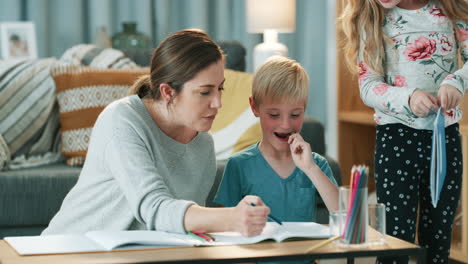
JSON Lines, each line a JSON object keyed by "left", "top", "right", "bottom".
{"left": 0, "top": 22, "right": 38, "bottom": 60}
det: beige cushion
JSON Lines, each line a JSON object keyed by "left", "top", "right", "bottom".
{"left": 211, "top": 69, "right": 262, "bottom": 160}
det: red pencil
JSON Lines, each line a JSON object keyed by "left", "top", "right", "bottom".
{"left": 192, "top": 231, "right": 214, "bottom": 242}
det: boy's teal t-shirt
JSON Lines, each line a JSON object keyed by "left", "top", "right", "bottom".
{"left": 214, "top": 143, "right": 337, "bottom": 222}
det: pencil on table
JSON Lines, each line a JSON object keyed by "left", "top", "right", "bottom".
{"left": 306, "top": 236, "right": 341, "bottom": 253}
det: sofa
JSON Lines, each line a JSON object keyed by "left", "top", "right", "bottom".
{"left": 0, "top": 42, "right": 341, "bottom": 238}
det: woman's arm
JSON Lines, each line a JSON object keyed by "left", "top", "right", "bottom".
{"left": 184, "top": 195, "right": 270, "bottom": 237}
{"left": 107, "top": 130, "right": 269, "bottom": 236}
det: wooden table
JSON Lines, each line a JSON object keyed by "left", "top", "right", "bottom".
{"left": 0, "top": 235, "right": 425, "bottom": 264}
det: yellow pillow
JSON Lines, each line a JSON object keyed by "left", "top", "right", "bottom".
{"left": 52, "top": 66, "right": 148, "bottom": 166}
{"left": 211, "top": 69, "right": 262, "bottom": 160}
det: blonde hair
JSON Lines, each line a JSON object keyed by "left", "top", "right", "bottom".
{"left": 339, "top": 0, "right": 468, "bottom": 74}
{"left": 252, "top": 56, "right": 309, "bottom": 107}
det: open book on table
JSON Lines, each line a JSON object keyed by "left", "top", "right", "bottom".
{"left": 5, "top": 222, "right": 330, "bottom": 256}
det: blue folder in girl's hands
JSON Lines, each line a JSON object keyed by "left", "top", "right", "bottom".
{"left": 430, "top": 108, "right": 446, "bottom": 208}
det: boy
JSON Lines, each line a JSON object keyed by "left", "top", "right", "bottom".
{"left": 214, "top": 56, "right": 338, "bottom": 226}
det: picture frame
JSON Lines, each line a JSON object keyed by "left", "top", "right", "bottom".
{"left": 0, "top": 22, "right": 38, "bottom": 60}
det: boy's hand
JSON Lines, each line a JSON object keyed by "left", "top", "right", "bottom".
{"left": 288, "top": 133, "right": 315, "bottom": 172}
{"left": 231, "top": 195, "right": 269, "bottom": 237}
{"left": 409, "top": 89, "right": 438, "bottom": 117}
{"left": 438, "top": 84, "right": 462, "bottom": 113}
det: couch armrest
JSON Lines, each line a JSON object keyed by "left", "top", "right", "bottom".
{"left": 0, "top": 163, "right": 81, "bottom": 238}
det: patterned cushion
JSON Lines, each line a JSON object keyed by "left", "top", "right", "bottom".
{"left": 211, "top": 69, "right": 262, "bottom": 160}
{"left": 60, "top": 44, "right": 138, "bottom": 69}
{"left": 52, "top": 66, "right": 148, "bottom": 166}
{"left": 0, "top": 58, "right": 59, "bottom": 170}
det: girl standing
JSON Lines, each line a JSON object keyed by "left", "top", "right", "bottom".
{"left": 341, "top": 0, "right": 468, "bottom": 263}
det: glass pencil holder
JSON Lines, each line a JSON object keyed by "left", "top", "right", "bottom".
{"left": 367, "top": 203, "right": 386, "bottom": 245}
{"left": 337, "top": 186, "right": 368, "bottom": 247}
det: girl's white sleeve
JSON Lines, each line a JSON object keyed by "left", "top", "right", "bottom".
{"left": 358, "top": 50, "right": 417, "bottom": 116}
{"left": 440, "top": 21, "right": 468, "bottom": 94}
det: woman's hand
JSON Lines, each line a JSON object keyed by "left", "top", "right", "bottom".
{"left": 409, "top": 89, "right": 439, "bottom": 117}
{"left": 438, "top": 84, "right": 463, "bottom": 112}
{"left": 231, "top": 195, "right": 269, "bottom": 237}
{"left": 288, "top": 133, "right": 315, "bottom": 172}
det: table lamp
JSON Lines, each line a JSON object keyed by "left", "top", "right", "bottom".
{"left": 246, "top": 0, "right": 296, "bottom": 71}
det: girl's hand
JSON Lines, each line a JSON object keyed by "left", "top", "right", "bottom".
{"left": 409, "top": 89, "right": 439, "bottom": 117}
{"left": 231, "top": 195, "right": 269, "bottom": 237}
{"left": 438, "top": 84, "right": 463, "bottom": 112}
{"left": 288, "top": 133, "right": 315, "bottom": 172}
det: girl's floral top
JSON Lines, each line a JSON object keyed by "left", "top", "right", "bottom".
{"left": 358, "top": 0, "right": 468, "bottom": 129}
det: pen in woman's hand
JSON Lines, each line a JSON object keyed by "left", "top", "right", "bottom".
{"left": 250, "top": 203, "right": 283, "bottom": 225}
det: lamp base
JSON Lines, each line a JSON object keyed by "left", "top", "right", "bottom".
{"left": 253, "top": 42, "right": 288, "bottom": 71}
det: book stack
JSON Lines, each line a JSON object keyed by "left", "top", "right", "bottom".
{"left": 342, "top": 165, "right": 369, "bottom": 244}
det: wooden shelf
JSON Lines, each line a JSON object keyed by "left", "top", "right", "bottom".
{"left": 339, "top": 111, "right": 375, "bottom": 126}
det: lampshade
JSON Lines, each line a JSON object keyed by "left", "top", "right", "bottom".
{"left": 246, "top": 0, "right": 295, "bottom": 33}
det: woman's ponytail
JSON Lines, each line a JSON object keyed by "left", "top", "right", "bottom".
{"left": 129, "top": 74, "right": 153, "bottom": 98}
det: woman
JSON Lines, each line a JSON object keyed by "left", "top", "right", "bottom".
{"left": 43, "top": 29, "right": 269, "bottom": 237}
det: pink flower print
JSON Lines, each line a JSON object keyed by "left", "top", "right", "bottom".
{"left": 393, "top": 75, "right": 407, "bottom": 87}
{"left": 403, "top": 36, "right": 437, "bottom": 61}
{"left": 429, "top": 6, "right": 445, "bottom": 18}
{"left": 446, "top": 109, "right": 455, "bottom": 118}
{"left": 440, "top": 35, "right": 453, "bottom": 54}
{"left": 358, "top": 62, "right": 369, "bottom": 83}
{"left": 392, "top": 37, "right": 402, "bottom": 44}
{"left": 381, "top": 104, "right": 390, "bottom": 114}
{"left": 429, "top": 6, "right": 448, "bottom": 24}
{"left": 373, "top": 83, "right": 389, "bottom": 96}
{"left": 429, "top": 6, "right": 447, "bottom": 23}
{"left": 460, "top": 28, "right": 468, "bottom": 42}
{"left": 375, "top": 116, "right": 382, "bottom": 125}
{"left": 444, "top": 74, "right": 455, "bottom": 81}
{"left": 386, "top": 13, "right": 395, "bottom": 22}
